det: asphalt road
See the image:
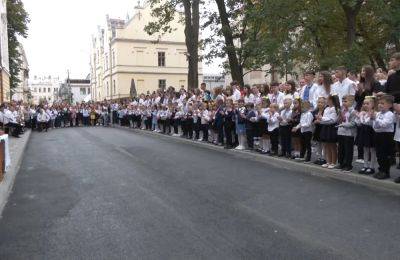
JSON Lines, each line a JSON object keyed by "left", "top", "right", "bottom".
{"left": 1, "top": 127, "right": 400, "bottom": 260}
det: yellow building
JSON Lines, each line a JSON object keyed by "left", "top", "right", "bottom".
{"left": 90, "top": 3, "right": 203, "bottom": 101}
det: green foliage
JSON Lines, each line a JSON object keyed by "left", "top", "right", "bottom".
{"left": 144, "top": 0, "right": 181, "bottom": 36}
{"left": 7, "top": 0, "right": 29, "bottom": 92}
{"left": 200, "top": 0, "right": 400, "bottom": 80}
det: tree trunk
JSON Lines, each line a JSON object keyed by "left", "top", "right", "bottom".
{"left": 215, "top": 0, "right": 244, "bottom": 86}
{"left": 339, "top": 0, "right": 363, "bottom": 48}
{"left": 183, "top": 0, "right": 200, "bottom": 91}
{"left": 374, "top": 53, "right": 387, "bottom": 72}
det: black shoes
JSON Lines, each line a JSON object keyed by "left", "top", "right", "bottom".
{"left": 313, "top": 158, "right": 326, "bottom": 165}
{"left": 365, "top": 168, "right": 375, "bottom": 175}
{"left": 342, "top": 166, "right": 352, "bottom": 172}
{"left": 359, "top": 168, "right": 367, "bottom": 174}
{"left": 373, "top": 171, "right": 390, "bottom": 180}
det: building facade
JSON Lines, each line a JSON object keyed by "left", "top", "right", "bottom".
{"left": 57, "top": 77, "right": 91, "bottom": 104}
{"left": 225, "top": 64, "right": 301, "bottom": 87}
{"left": 0, "top": 0, "right": 10, "bottom": 102}
{"left": 69, "top": 79, "right": 91, "bottom": 104}
{"left": 202, "top": 74, "right": 225, "bottom": 90}
{"left": 29, "top": 76, "right": 61, "bottom": 105}
{"left": 90, "top": 3, "right": 203, "bottom": 101}
{"left": 12, "top": 44, "right": 29, "bottom": 102}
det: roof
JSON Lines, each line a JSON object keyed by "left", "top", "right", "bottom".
{"left": 67, "top": 79, "right": 91, "bottom": 84}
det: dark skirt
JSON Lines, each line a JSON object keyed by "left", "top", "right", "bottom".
{"left": 358, "top": 124, "right": 375, "bottom": 148}
{"left": 313, "top": 123, "right": 322, "bottom": 142}
{"left": 258, "top": 119, "right": 268, "bottom": 136}
{"left": 320, "top": 124, "right": 338, "bottom": 143}
{"left": 292, "top": 128, "right": 301, "bottom": 138}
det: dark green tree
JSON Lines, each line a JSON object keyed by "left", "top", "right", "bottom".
{"left": 7, "top": 0, "right": 29, "bottom": 94}
{"left": 145, "top": 0, "right": 200, "bottom": 90}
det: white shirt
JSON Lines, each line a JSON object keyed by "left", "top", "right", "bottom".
{"left": 331, "top": 78, "right": 356, "bottom": 105}
{"left": 201, "top": 110, "right": 210, "bottom": 124}
{"left": 4, "top": 110, "right": 17, "bottom": 124}
{"left": 357, "top": 111, "right": 373, "bottom": 126}
{"left": 268, "top": 92, "right": 285, "bottom": 109}
{"left": 37, "top": 112, "right": 50, "bottom": 122}
{"left": 244, "top": 94, "right": 254, "bottom": 104}
{"left": 232, "top": 89, "right": 241, "bottom": 102}
{"left": 320, "top": 107, "right": 338, "bottom": 125}
{"left": 312, "top": 85, "right": 329, "bottom": 108}
{"left": 394, "top": 115, "right": 400, "bottom": 142}
{"left": 265, "top": 111, "right": 280, "bottom": 131}
{"left": 373, "top": 110, "right": 395, "bottom": 133}
{"left": 296, "top": 111, "right": 313, "bottom": 133}
{"left": 300, "top": 83, "right": 318, "bottom": 103}
{"left": 280, "top": 108, "right": 292, "bottom": 126}
{"left": 337, "top": 108, "right": 356, "bottom": 136}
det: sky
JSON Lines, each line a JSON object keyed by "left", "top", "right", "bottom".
{"left": 21, "top": 0, "right": 221, "bottom": 80}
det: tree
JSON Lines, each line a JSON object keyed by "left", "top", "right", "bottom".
{"left": 7, "top": 0, "right": 29, "bottom": 94}
{"left": 213, "top": 0, "right": 244, "bottom": 86}
{"left": 145, "top": 0, "right": 200, "bottom": 90}
{"left": 338, "top": 0, "right": 364, "bottom": 48}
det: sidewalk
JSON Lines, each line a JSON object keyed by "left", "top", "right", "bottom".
{"left": 114, "top": 125, "right": 400, "bottom": 195}
{"left": 0, "top": 130, "right": 31, "bottom": 216}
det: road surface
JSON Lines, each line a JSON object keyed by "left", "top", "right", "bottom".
{"left": 1, "top": 127, "right": 400, "bottom": 259}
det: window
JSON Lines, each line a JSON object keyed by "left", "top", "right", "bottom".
{"left": 105, "top": 55, "right": 108, "bottom": 70}
{"left": 137, "top": 50, "right": 144, "bottom": 64}
{"left": 34, "top": 88, "right": 37, "bottom": 92}
{"left": 113, "top": 80, "right": 116, "bottom": 94}
{"left": 112, "top": 50, "right": 115, "bottom": 67}
{"left": 107, "top": 82, "right": 109, "bottom": 96}
{"left": 80, "top": 88, "right": 86, "bottom": 95}
{"left": 48, "top": 87, "right": 51, "bottom": 92}
{"left": 54, "top": 88, "right": 57, "bottom": 92}
{"left": 158, "top": 52, "right": 165, "bottom": 67}
{"left": 43, "top": 88, "right": 46, "bottom": 93}
{"left": 39, "top": 88, "right": 41, "bottom": 93}
{"left": 88, "top": 88, "right": 91, "bottom": 94}
{"left": 158, "top": 79, "right": 166, "bottom": 90}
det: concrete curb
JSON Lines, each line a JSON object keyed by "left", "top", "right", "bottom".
{"left": 0, "top": 130, "right": 32, "bottom": 217}
{"left": 114, "top": 125, "right": 400, "bottom": 195}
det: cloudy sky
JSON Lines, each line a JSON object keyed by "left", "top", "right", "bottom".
{"left": 21, "top": 0, "right": 221, "bottom": 80}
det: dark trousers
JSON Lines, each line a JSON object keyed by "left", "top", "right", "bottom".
{"left": 186, "top": 119, "right": 193, "bottom": 138}
{"left": 246, "top": 128, "right": 254, "bottom": 149}
{"left": 217, "top": 123, "right": 224, "bottom": 144}
{"left": 269, "top": 128, "right": 279, "bottom": 154}
{"left": 300, "top": 131, "right": 313, "bottom": 161}
{"left": 280, "top": 125, "right": 292, "bottom": 156}
{"left": 375, "top": 132, "right": 394, "bottom": 175}
{"left": 112, "top": 111, "right": 118, "bottom": 124}
{"left": 161, "top": 119, "right": 170, "bottom": 134}
{"left": 173, "top": 119, "right": 180, "bottom": 134}
{"left": 338, "top": 135, "right": 354, "bottom": 168}
{"left": 194, "top": 120, "right": 201, "bottom": 139}
{"left": 201, "top": 124, "right": 209, "bottom": 141}
{"left": 6, "top": 122, "right": 22, "bottom": 136}
{"left": 224, "top": 121, "right": 235, "bottom": 146}
{"left": 145, "top": 118, "right": 152, "bottom": 130}
{"left": 83, "top": 117, "right": 89, "bottom": 126}
{"left": 37, "top": 122, "right": 48, "bottom": 132}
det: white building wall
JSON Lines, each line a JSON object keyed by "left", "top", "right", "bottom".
{"left": 70, "top": 84, "right": 91, "bottom": 104}
{"left": 29, "top": 76, "right": 61, "bottom": 105}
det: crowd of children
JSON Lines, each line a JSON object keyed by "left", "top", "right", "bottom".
{"left": 3, "top": 53, "right": 400, "bottom": 184}
{"left": 111, "top": 53, "right": 400, "bottom": 183}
